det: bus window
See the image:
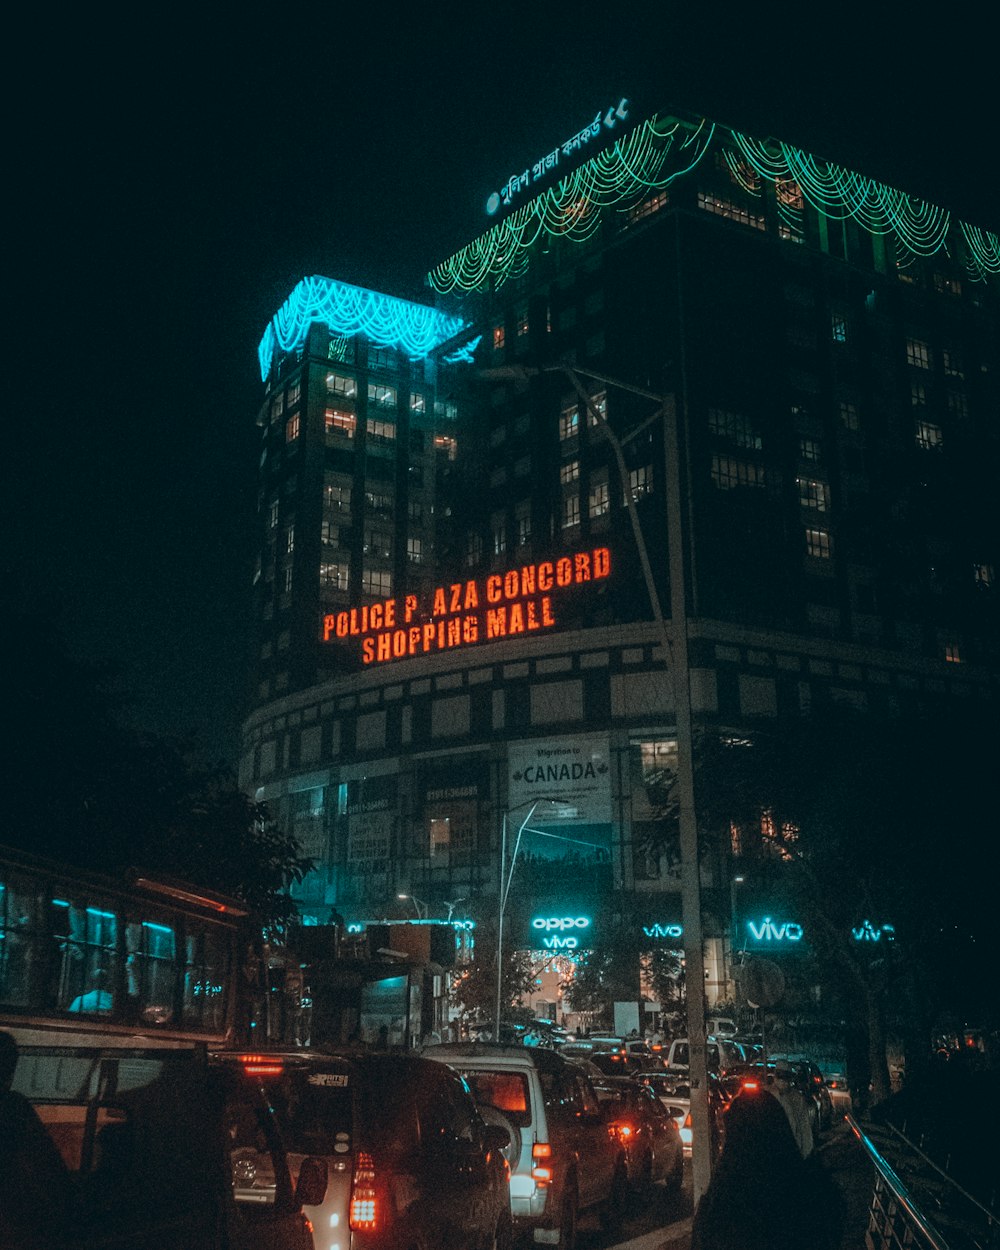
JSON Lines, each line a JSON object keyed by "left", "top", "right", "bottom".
{"left": 54, "top": 899, "right": 117, "bottom": 1014}
{"left": 1, "top": 876, "right": 39, "bottom": 1006}
{"left": 125, "top": 920, "right": 176, "bottom": 1026}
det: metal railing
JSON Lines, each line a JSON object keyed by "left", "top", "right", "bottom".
{"left": 847, "top": 1114, "right": 997, "bottom": 1250}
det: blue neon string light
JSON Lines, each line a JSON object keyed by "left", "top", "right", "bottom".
{"left": 258, "top": 275, "right": 473, "bottom": 380}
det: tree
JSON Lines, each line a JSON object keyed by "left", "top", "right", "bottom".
{"left": 449, "top": 919, "right": 537, "bottom": 1031}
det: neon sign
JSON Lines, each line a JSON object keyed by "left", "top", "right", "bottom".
{"left": 852, "top": 921, "right": 895, "bottom": 942}
{"left": 748, "top": 917, "right": 804, "bottom": 942}
{"left": 486, "top": 99, "right": 630, "bottom": 215}
{"left": 323, "top": 547, "right": 611, "bottom": 666}
{"left": 531, "top": 915, "right": 591, "bottom": 950}
{"left": 643, "top": 923, "right": 683, "bottom": 940}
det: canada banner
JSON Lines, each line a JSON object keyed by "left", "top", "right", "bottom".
{"left": 321, "top": 546, "right": 611, "bottom": 666}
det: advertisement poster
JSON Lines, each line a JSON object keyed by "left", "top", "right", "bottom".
{"left": 507, "top": 734, "right": 612, "bottom": 866}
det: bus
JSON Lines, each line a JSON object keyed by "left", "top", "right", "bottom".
{"left": 0, "top": 842, "right": 252, "bottom": 1048}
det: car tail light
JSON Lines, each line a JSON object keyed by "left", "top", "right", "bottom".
{"left": 531, "top": 1142, "right": 553, "bottom": 1188}
{"left": 350, "top": 1151, "right": 378, "bottom": 1231}
{"left": 238, "top": 1054, "right": 284, "bottom": 1078}
{"left": 613, "top": 1120, "right": 635, "bottom": 1141}
{"left": 741, "top": 1078, "right": 760, "bottom": 1092}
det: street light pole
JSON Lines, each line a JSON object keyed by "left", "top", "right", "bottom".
{"left": 482, "top": 362, "right": 712, "bottom": 1197}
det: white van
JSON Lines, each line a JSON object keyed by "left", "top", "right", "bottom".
{"left": 665, "top": 1036, "right": 745, "bottom": 1074}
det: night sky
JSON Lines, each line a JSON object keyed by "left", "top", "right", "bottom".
{"left": 10, "top": 9, "right": 994, "bottom": 767}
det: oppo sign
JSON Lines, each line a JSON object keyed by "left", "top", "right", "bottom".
{"left": 531, "top": 915, "right": 591, "bottom": 950}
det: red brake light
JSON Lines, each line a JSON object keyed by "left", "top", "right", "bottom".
{"left": 238, "top": 1054, "right": 284, "bottom": 1078}
{"left": 532, "top": 1142, "right": 553, "bottom": 1187}
{"left": 350, "top": 1151, "right": 378, "bottom": 1230}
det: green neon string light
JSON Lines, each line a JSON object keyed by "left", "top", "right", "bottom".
{"left": 430, "top": 111, "right": 998, "bottom": 292}
{"left": 258, "top": 275, "right": 473, "bottom": 380}
{"left": 428, "top": 117, "right": 716, "bottom": 293}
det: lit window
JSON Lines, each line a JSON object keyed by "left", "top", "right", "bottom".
{"left": 366, "top": 417, "right": 396, "bottom": 441}
{"left": 326, "top": 371, "right": 357, "bottom": 397}
{"left": 943, "top": 641, "right": 962, "bottom": 663}
{"left": 626, "top": 465, "right": 653, "bottom": 502}
{"left": 283, "top": 566, "right": 293, "bottom": 593}
{"left": 516, "top": 308, "right": 529, "bottom": 337}
{"left": 361, "top": 568, "right": 392, "bottom": 596}
{"left": 429, "top": 817, "right": 450, "bottom": 860}
{"left": 805, "top": 527, "right": 833, "bottom": 559}
{"left": 287, "top": 381, "right": 301, "bottom": 408}
{"left": 562, "top": 495, "right": 580, "bottom": 529}
{"left": 285, "top": 526, "right": 295, "bottom": 555}
{"left": 560, "top": 460, "right": 580, "bottom": 485}
{"left": 711, "top": 455, "right": 765, "bottom": 490}
{"left": 271, "top": 392, "right": 284, "bottom": 420}
{"left": 587, "top": 391, "right": 607, "bottom": 427}
{"left": 410, "top": 392, "right": 426, "bottom": 414}
{"left": 915, "top": 419, "right": 943, "bottom": 451}
{"left": 559, "top": 405, "right": 579, "bottom": 440}
{"left": 324, "top": 480, "right": 352, "bottom": 511}
{"left": 799, "top": 437, "right": 822, "bottom": 462}
{"left": 626, "top": 190, "right": 668, "bottom": 223}
{"left": 492, "top": 324, "right": 505, "bottom": 350}
{"left": 434, "top": 398, "right": 458, "bottom": 421}
{"left": 320, "top": 521, "right": 339, "bottom": 546}
{"left": 973, "top": 563, "right": 994, "bottom": 589}
{"left": 434, "top": 434, "right": 458, "bottom": 461}
{"left": 839, "top": 401, "right": 860, "bottom": 431}
{"left": 589, "top": 480, "right": 610, "bottom": 518}
{"left": 368, "top": 344, "right": 395, "bottom": 371}
{"left": 933, "top": 273, "right": 962, "bottom": 296}
{"left": 320, "top": 562, "right": 348, "bottom": 590}
{"left": 367, "top": 383, "right": 397, "bottom": 409}
{"left": 365, "top": 489, "right": 393, "bottom": 514}
{"left": 466, "top": 532, "right": 483, "bottom": 566}
{"left": 325, "top": 408, "right": 356, "bottom": 438}
{"left": 516, "top": 507, "right": 531, "bottom": 545}
{"left": 363, "top": 529, "right": 392, "bottom": 558}
{"left": 269, "top": 499, "right": 279, "bottom": 528}
{"left": 407, "top": 537, "right": 422, "bottom": 564}
{"left": 285, "top": 413, "right": 300, "bottom": 443}
{"left": 708, "top": 407, "right": 761, "bottom": 449}
{"left": 797, "top": 478, "right": 830, "bottom": 511}
{"left": 697, "top": 190, "right": 766, "bottom": 231}
{"left": 492, "top": 518, "right": 506, "bottom": 556}
{"left": 408, "top": 500, "right": 423, "bottom": 523}
{"left": 831, "top": 312, "right": 848, "bottom": 343}
{"left": 905, "top": 337, "right": 931, "bottom": 369}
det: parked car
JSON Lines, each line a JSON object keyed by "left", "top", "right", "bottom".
{"left": 724, "top": 1058, "right": 831, "bottom": 1134}
{"left": 817, "top": 1063, "right": 853, "bottom": 1114}
{"left": 561, "top": 1037, "right": 644, "bottom": 1074}
{"left": 214, "top": 1048, "right": 513, "bottom": 1250}
{"left": 780, "top": 1055, "right": 835, "bottom": 1130}
{"left": 9, "top": 1042, "right": 327, "bottom": 1250}
{"left": 639, "top": 1072, "right": 728, "bottom": 1160}
{"left": 424, "top": 1041, "right": 629, "bottom": 1247}
{"left": 590, "top": 1074, "right": 684, "bottom": 1192}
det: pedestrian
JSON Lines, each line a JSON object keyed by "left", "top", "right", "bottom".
{"left": 0, "top": 1030, "right": 77, "bottom": 1249}
{"left": 768, "top": 1059, "right": 814, "bottom": 1158}
{"left": 690, "top": 1087, "right": 844, "bottom": 1250}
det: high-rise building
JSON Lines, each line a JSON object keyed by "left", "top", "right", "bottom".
{"left": 241, "top": 101, "right": 997, "bottom": 1018}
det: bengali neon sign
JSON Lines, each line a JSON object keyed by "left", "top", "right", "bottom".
{"left": 323, "top": 547, "right": 611, "bottom": 666}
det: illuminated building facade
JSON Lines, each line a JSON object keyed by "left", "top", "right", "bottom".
{"left": 241, "top": 103, "right": 998, "bottom": 1022}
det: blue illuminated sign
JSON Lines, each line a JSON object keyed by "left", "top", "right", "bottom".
{"left": 485, "top": 98, "right": 631, "bottom": 215}
{"left": 852, "top": 921, "right": 895, "bottom": 942}
{"left": 747, "top": 917, "right": 804, "bottom": 943}
{"left": 530, "top": 915, "right": 592, "bottom": 950}
{"left": 643, "top": 923, "right": 683, "bottom": 940}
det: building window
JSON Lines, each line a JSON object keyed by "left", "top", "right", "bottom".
{"left": 328, "top": 336, "right": 353, "bottom": 363}
{"left": 492, "top": 517, "right": 506, "bottom": 556}
{"left": 947, "top": 391, "right": 968, "bottom": 420}
{"left": 943, "top": 641, "right": 962, "bottom": 663}
{"left": 268, "top": 498, "right": 279, "bottom": 528}
{"left": 365, "top": 489, "right": 393, "bottom": 514}
{"left": 697, "top": 190, "right": 766, "bottom": 230}
{"left": 284, "top": 526, "right": 295, "bottom": 555}
{"left": 324, "top": 480, "right": 352, "bottom": 511}
{"left": 933, "top": 273, "right": 963, "bottom": 296}
{"left": 942, "top": 348, "right": 964, "bottom": 379}
{"left": 492, "top": 323, "right": 505, "bottom": 350}
{"left": 831, "top": 311, "right": 848, "bottom": 342}
{"left": 626, "top": 189, "right": 669, "bottom": 223}
{"left": 366, "top": 417, "right": 396, "bottom": 441}
{"left": 910, "top": 381, "right": 927, "bottom": 407}
{"left": 283, "top": 566, "right": 293, "bottom": 593}
{"left": 408, "top": 500, "right": 423, "bottom": 523}
{"left": 711, "top": 455, "right": 766, "bottom": 490}
{"left": 285, "top": 413, "right": 300, "bottom": 443}
{"left": 270, "top": 392, "right": 285, "bottom": 422}
{"left": 559, "top": 404, "right": 579, "bottom": 440}
{"left": 587, "top": 391, "right": 607, "bottom": 427}
{"left": 320, "top": 562, "right": 348, "bottom": 591}
{"left": 325, "top": 408, "right": 356, "bottom": 437}
{"left": 516, "top": 308, "right": 529, "bottom": 337}
{"left": 839, "top": 401, "right": 860, "bottom": 431}
{"left": 367, "top": 383, "right": 397, "bottom": 409}
{"left": 562, "top": 494, "right": 581, "bottom": 529}
{"left": 797, "top": 478, "right": 830, "bottom": 511}
{"left": 973, "top": 563, "right": 994, "bottom": 589}
{"left": 805, "top": 527, "right": 833, "bottom": 559}
{"left": 905, "top": 337, "right": 931, "bottom": 369}
{"left": 434, "top": 398, "right": 458, "bottom": 421}
{"left": 466, "top": 532, "right": 483, "bottom": 566}
{"left": 626, "top": 465, "right": 653, "bottom": 501}
{"left": 361, "top": 568, "right": 392, "bottom": 596}
{"left": 368, "top": 344, "right": 395, "bottom": 371}
{"left": 589, "top": 479, "right": 610, "bottom": 518}
{"left": 320, "top": 520, "right": 339, "bottom": 546}
{"left": 407, "top": 537, "right": 423, "bottom": 564}
{"left": 516, "top": 506, "right": 531, "bottom": 546}
{"left": 799, "top": 437, "right": 822, "bottom": 462}
{"left": 560, "top": 460, "right": 580, "bottom": 485}
{"left": 286, "top": 381, "right": 301, "bottom": 408}
{"left": 434, "top": 434, "right": 458, "bottom": 460}
{"left": 326, "top": 371, "right": 357, "bottom": 397}
{"left": 410, "top": 391, "right": 426, "bottom": 414}
{"left": 363, "top": 529, "right": 392, "bottom": 559}
{"left": 915, "top": 419, "right": 943, "bottom": 450}
{"left": 708, "top": 407, "right": 761, "bottom": 449}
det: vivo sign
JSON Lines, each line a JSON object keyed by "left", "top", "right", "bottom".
{"left": 744, "top": 917, "right": 896, "bottom": 945}
{"left": 532, "top": 916, "right": 591, "bottom": 949}
{"left": 643, "top": 923, "right": 683, "bottom": 940}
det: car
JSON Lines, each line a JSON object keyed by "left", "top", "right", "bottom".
{"left": 213, "top": 1048, "right": 513, "bottom": 1250}
{"left": 639, "top": 1072, "right": 728, "bottom": 1160}
{"left": 9, "top": 1042, "right": 327, "bottom": 1250}
{"left": 817, "top": 1064, "right": 853, "bottom": 1114}
{"left": 665, "top": 1035, "right": 746, "bottom": 1075}
{"left": 560, "top": 1037, "right": 644, "bottom": 1074}
{"left": 424, "top": 1041, "right": 630, "bottom": 1248}
{"left": 705, "top": 1016, "right": 737, "bottom": 1036}
{"left": 725, "top": 1059, "right": 828, "bottom": 1135}
{"left": 590, "top": 1074, "right": 684, "bottom": 1192}
{"left": 780, "top": 1055, "right": 835, "bottom": 1130}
